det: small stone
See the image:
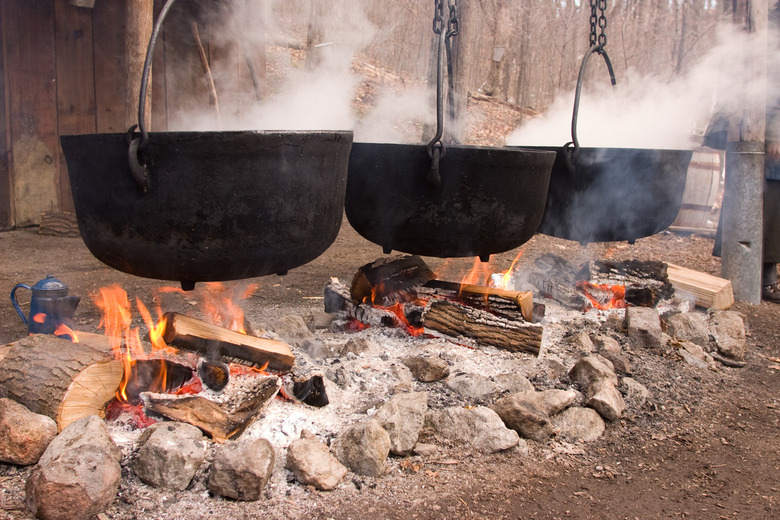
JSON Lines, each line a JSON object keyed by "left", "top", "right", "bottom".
{"left": 491, "top": 393, "right": 553, "bottom": 443}
{"left": 492, "top": 373, "right": 535, "bottom": 394}
{"left": 286, "top": 437, "right": 348, "bottom": 491}
{"left": 664, "top": 312, "right": 710, "bottom": 347}
{"left": 208, "top": 438, "right": 275, "bottom": 501}
{"left": 586, "top": 380, "right": 626, "bottom": 422}
{"left": 709, "top": 311, "right": 747, "bottom": 361}
{"left": 621, "top": 377, "right": 651, "bottom": 409}
{"left": 374, "top": 392, "right": 428, "bottom": 455}
{"left": 133, "top": 422, "right": 206, "bottom": 491}
{"left": 271, "top": 315, "right": 315, "bottom": 348}
{"left": 446, "top": 373, "right": 500, "bottom": 402}
{"left": 25, "top": 416, "right": 121, "bottom": 520}
{"left": 568, "top": 355, "right": 618, "bottom": 390}
{"left": 0, "top": 398, "right": 57, "bottom": 465}
{"left": 551, "top": 407, "right": 606, "bottom": 443}
{"left": 334, "top": 419, "right": 390, "bottom": 477}
{"left": 401, "top": 355, "right": 450, "bottom": 382}
{"left": 570, "top": 331, "right": 596, "bottom": 353}
{"left": 424, "top": 406, "right": 520, "bottom": 453}
{"left": 626, "top": 307, "right": 663, "bottom": 349}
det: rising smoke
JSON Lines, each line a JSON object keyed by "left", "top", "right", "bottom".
{"left": 507, "top": 23, "right": 780, "bottom": 150}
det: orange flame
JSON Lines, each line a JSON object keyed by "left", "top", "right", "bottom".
{"left": 91, "top": 285, "right": 170, "bottom": 403}
{"left": 32, "top": 313, "right": 46, "bottom": 324}
{"left": 384, "top": 302, "right": 425, "bottom": 336}
{"left": 490, "top": 249, "right": 525, "bottom": 290}
{"left": 577, "top": 281, "right": 627, "bottom": 310}
{"left": 201, "top": 282, "right": 256, "bottom": 333}
{"left": 54, "top": 323, "right": 79, "bottom": 342}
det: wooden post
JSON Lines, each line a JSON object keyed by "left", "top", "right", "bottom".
{"left": 125, "top": 0, "right": 154, "bottom": 130}
{"left": 721, "top": 0, "right": 768, "bottom": 303}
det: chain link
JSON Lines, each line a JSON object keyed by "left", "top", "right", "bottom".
{"left": 597, "top": 0, "right": 608, "bottom": 47}
{"left": 447, "top": 0, "right": 459, "bottom": 37}
{"left": 433, "top": 0, "right": 444, "bottom": 35}
{"left": 589, "top": 0, "right": 608, "bottom": 47}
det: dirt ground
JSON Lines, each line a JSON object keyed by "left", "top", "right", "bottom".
{"left": 1, "top": 218, "right": 780, "bottom": 520}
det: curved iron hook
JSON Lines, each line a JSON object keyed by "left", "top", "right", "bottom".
{"left": 125, "top": 0, "right": 177, "bottom": 191}
{"left": 126, "top": 125, "right": 149, "bottom": 192}
{"left": 570, "top": 44, "right": 616, "bottom": 151}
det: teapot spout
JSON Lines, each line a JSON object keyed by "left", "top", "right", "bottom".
{"left": 60, "top": 295, "right": 81, "bottom": 318}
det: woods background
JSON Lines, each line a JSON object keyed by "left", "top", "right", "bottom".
{"left": 0, "top": 0, "right": 749, "bottom": 228}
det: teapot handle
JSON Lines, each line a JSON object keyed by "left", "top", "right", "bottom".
{"left": 10, "top": 284, "right": 31, "bottom": 325}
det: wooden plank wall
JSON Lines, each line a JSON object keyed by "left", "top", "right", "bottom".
{"left": 0, "top": 0, "right": 259, "bottom": 230}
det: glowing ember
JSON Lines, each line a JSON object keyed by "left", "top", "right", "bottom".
{"left": 577, "top": 281, "right": 627, "bottom": 310}
{"left": 383, "top": 302, "right": 425, "bottom": 337}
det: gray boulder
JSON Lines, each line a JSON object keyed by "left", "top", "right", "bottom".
{"left": 551, "top": 407, "right": 606, "bottom": 443}
{"left": 626, "top": 307, "right": 663, "bottom": 348}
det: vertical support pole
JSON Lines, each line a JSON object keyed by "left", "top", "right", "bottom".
{"left": 722, "top": 0, "right": 768, "bottom": 303}
{"left": 125, "top": 0, "right": 154, "bottom": 130}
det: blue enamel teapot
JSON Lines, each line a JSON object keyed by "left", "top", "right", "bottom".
{"left": 10, "top": 275, "right": 81, "bottom": 335}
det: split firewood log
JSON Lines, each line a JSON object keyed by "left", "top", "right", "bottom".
{"left": 422, "top": 299, "right": 542, "bottom": 355}
{"left": 0, "top": 333, "right": 123, "bottom": 431}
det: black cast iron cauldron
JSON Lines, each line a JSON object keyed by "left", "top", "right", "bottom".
{"left": 532, "top": 146, "right": 693, "bottom": 244}
{"left": 60, "top": 130, "right": 352, "bottom": 289}
{"left": 345, "top": 142, "right": 556, "bottom": 260}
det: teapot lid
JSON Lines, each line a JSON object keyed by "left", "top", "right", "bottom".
{"left": 31, "top": 275, "right": 69, "bottom": 293}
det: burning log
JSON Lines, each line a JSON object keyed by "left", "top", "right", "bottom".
{"left": 350, "top": 255, "right": 436, "bottom": 305}
{"left": 528, "top": 254, "right": 590, "bottom": 309}
{"left": 589, "top": 259, "right": 674, "bottom": 307}
{"left": 161, "top": 312, "right": 295, "bottom": 372}
{"left": 0, "top": 333, "right": 123, "bottom": 431}
{"left": 420, "top": 280, "right": 534, "bottom": 322}
{"left": 422, "top": 299, "right": 542, "bottom": 355}
{"left": 141, "top": 375, "right": 280, "bottom": 442}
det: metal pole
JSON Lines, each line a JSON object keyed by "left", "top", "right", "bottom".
{"left": 721, "top": 0, "right": 768, "bottom": 303}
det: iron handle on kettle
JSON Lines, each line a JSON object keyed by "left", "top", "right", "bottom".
{"left": 10, "top": 283, "right": 32, "bottom": 324}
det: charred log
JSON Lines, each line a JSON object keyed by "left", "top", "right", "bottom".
{"left": 350, "top": 255, "right": 436, "bottom": 306}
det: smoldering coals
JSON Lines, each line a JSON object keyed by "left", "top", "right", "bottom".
{"left": 507, "top": 24, "right": 780, "bottom": 150}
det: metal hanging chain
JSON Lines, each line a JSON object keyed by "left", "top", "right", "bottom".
{"left": 568, "top": 0, "right": 615, "bottom": 151}
{"left": 427, "top": 0, "right": 448, "bottom": 187}
{"left": 589, "top": 0, "right": 608, "bottom": 48}
{"left": 445, "top": 0, "right": 460, "bottom": 145}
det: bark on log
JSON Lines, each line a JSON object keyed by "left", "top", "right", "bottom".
{"left": 161, "top": 313, "right": 295, "bottom": 372}
{"left": 422, "top": 299, "right": 542, "bottom": 355}
{"left": 0, "top": 333, "right": 123, "bottom": 431}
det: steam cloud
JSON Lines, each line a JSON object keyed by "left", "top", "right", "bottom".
{"left": 507, "top": 24, "right": 780, "bottom": 150}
